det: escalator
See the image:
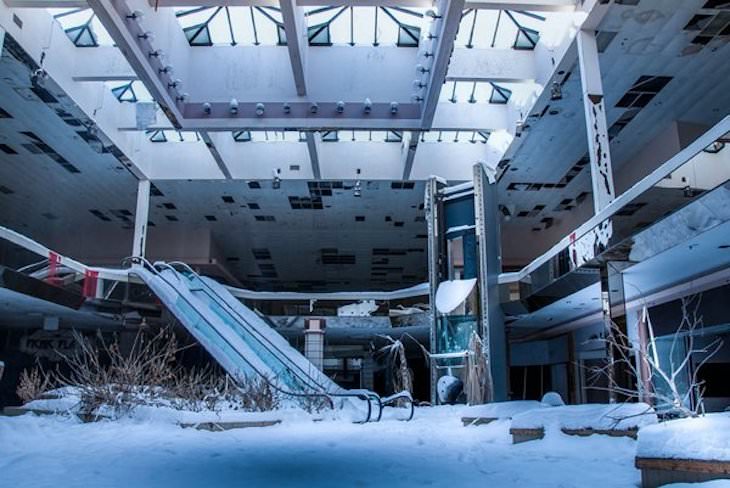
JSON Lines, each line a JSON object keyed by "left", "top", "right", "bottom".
{"left": 131, "top": 259, "right": 413, "bottom": 422}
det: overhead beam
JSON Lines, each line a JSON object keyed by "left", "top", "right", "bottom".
{"left": 420, "top": 0, "right": 466, "bottom": 129}
{"left": 200, "top": 131, "right": 233, "bottom": 179}
{"left": 279, "top": 0, "right": 307, "bottom": 96}
{"left": 464, "top": 0, "right": 574, "bottom": 11}
{"left": 305, "top": 131, "right": 321, "bottom": 179}
{"left": 139, "top": 0, "right": 573, "bottom": 10}
{"left": 87, "top": 0, "right": 185, "bottom": 127}
{"left": 401, "top": 130, "right": 419, "bottom": 180}
{"left": 3, "top": 0, "right": 87, "bottom": 7}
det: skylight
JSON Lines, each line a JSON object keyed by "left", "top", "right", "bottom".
{"left": 304, "top": 6, "right": 426, "bottom": 47}
{"left": 49, "top": 8, "right": 114, "bottom": 47}
{"left": 108, "top": 81, "right": 152, "bottom": 103}
{"left": 455, "top": 9, "right": 544, "bottom": 50}
{"left": 175, "top": 7, "right": 283, "bottom": 46}
{"left": 146, "top": 130, "right": 201, "bottom": 143}
{"left": 439, "top": 81, "right": 514, "bottom": 104}
{"left": 173, "top": 5, "right": 428, "bottom": 47}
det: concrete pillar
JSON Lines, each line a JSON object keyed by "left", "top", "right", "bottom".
{"left": 132, "top": 179, "right": 150, "bottom": 258}
{"left": 577, "top": 30, "right": 615, "bottom": 213}
{"left": 304, "top": 318, "right": 325, "bottom": 372}
{"left": 473, "top": 163, "right": 507, "bottom": 402}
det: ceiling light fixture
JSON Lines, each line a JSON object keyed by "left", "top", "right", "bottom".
{"left": 30, "top": 68, "right": 47, "bottom": 87}
{"left": 202, "top": 102, "right": 212, "bottom": 115}
{"left": 390, "top": 102, "right": 399, "bottom": 115}
{"left": 309, "top": 102, "right": 318, "bottom": 114}
{"left": 416, "top": 64, "right": 430, "bottom": 74}
{"left": 159, "top": 65, "right": 173, "bottom": 74}
{"left": 126, "top": 10, "right": 143, "bottom": 20}
{"left": 229, "top": 98, "right": 239, "bottom": 115}
{"left": 273, "top": 169, "right": 281, "bottom": 190}
{"left": 550, "top": 81, "right": 562, "bottom": 100}
{"left": 256, "top": 103, "right": 265, "bottom": 116}
{"left": 363, "top": 98, "right": 372, "bottom": 114}
{"left": 283, "top": 103, "right": 291, "bottom": 114}
{"left": 336, "top": 101, "right": 345, "bottom": 113}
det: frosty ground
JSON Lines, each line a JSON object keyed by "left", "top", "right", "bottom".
{"left": 0, "top": 406, "right": 643, "bottom": 488}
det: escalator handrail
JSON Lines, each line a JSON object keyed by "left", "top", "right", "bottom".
{"left": 160, "top": 261, "right": 385, "bottom": 421}
{"left": 126, "top": 257, "right": 372, "bottom": 423}
{"left": 164, "top": 261, "right": 337, "bottom": 394}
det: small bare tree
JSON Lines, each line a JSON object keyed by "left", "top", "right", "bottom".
{"left": 377, "top": 335, "right": 414, "bottom": 396}
{"left": 590, "top": 294, "right": 722, "bottom": 418}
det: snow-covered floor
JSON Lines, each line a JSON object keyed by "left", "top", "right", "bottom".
{"left": 0, "top": 406, "right": 643, "bottom": 488}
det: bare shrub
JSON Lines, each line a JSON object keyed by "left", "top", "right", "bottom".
{"left": 296, "top": 392, "right": 331, "bottom": 414}
{"left": 54, "top": 327, "right": 188, "bottom": 417}
{"left": 17, "top": 366, "right": 54, "bottom": 403}
{"left": 237, "top": 376, "right": 280, "bottom": 412}
{"left": 50, "top": 327, "right": 283, "bottom": 417}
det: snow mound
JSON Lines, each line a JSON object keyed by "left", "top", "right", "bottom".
{"left": 461, "top": 401, "right": 545, "bottom": 420}
{"left": 511, "top": 403, "right": 658, "bottom": 432}
{"left": 637, "top": 412, "right": 730, "bottom": 462}
{"left": 541, "top": 392, "right": 565, "bottom": 407}
{"left": 435, "top": 279, "right": 476, "bottom": 314}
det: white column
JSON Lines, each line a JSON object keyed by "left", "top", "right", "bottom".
{"left": 132, "top": 179, "right": 150, "bottom": 258}
{"left": 304, "top": 318, "right": 325, "bottom": 371}
{"left": 577, "top": 29, "right": 615, "bottom": 213}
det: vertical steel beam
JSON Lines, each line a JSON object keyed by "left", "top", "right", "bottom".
{"left": 280, "top": 0, "right": 308, "bottom": 96}
{"left": 132, "top": 179, "right": 151, "bottom": 258}
{"left": 635, "top": 308, "right": 654, "bottom": 405}
{"left": 473, "top": 162, "right": 507, "bottom": 401}
{"left": 88, "top": 0, "right": 185, "bottom": 127}
{"left": 305, "top": 131, "right": 321, "bottom": 179}
{"left": 599, "top": 260, "right": 631, "bottom": 404}
{"left": 425, "top": 177, "right": 442, "bottom": 404}
{"left": 577, "top": 29, "right": 615, "bottom": 213}
{"left": 420, "top": 0, "right": 466, "bottom": 128}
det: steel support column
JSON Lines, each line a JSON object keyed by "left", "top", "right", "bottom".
{"left": 473, "top": 162, "right": 507, "bottom": 402}
{"left": 425, "top": 177, "right": 443, "bottom": 404}
{"left": 132, "top": 179, "right": 150, "bottom": 258}
{"left": 599, "top": 260, "right": 632, "bottom": 403}
{"left": 577, "top": 29, "right": 615, "bottom": 213}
